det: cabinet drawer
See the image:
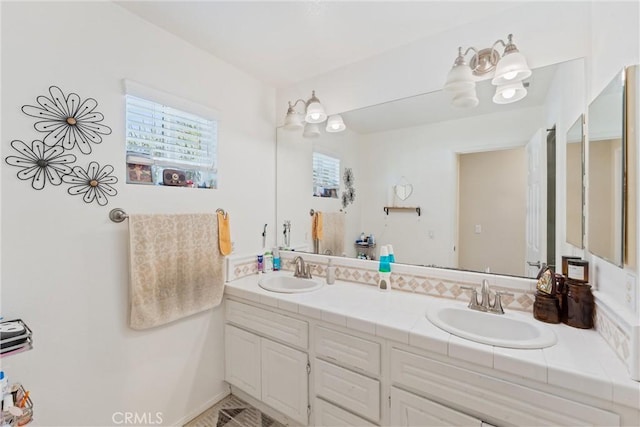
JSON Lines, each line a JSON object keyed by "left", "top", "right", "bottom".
{"left": 315, "top": 326, "right": 380, "bottom": 376}
{"left": 390, "top": 348, "right": 619, "bottom": 426}
{"left": 390, "top": 386, "right": 481, "bottom": 426}
{"left": 314, "top": 397, "right": 377, "bottom": 427}
{"left": 226, "top": 299, "right": 308, "bottom": 348}
{"left": 314, "top": 359, "right": 380, "bottom": 422}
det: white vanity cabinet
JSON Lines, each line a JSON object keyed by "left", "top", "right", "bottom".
{"left": 390, "top": 387, "right": 482, "bottom": 426}
{"left": 223, "top": 291, "right": 636, "bottom": 427}
{"left": 313, "top": 325, "right": 382, "bottom": 424}
{"left": 224, "top": 300, "right": 310, "bottom": 425}
{"left": 390, "top": 347, "right": 620, "bottom": 426}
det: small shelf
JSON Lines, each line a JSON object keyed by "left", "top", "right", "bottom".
{"left": 383, "top": 206, "right": 421, "bottom": 216}
{"left": 1, "top": 319, "right": 33, "bottom": 358}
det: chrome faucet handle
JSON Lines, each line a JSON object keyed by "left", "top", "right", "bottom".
{"left": 304, "top": 264, "right": 314, "bottom": 279}
{"left": 460, "top": 285, "right": 479, "bottom": 309}
{"left": 490, "top": 291, "right": 514, "bottom": 314}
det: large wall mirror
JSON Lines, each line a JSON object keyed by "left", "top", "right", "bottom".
{"left": 566, "top": 115, "right": 584, "bottom": 248}
{"left": 277, "top": 59, "right": 585, "bottom": 278}
{"left": 587, "top": 70, "right": 625, "bottom": 266}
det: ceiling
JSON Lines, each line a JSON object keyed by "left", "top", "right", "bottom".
{"left": 115, "top": 1, "right": 526, "bottom": 88}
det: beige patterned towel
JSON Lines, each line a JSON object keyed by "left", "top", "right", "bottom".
{"left": 128, "top": 213, "right": 224, "bottom": 330}
{"left": 318, "top": 212, "right": 345, "bottom": 256}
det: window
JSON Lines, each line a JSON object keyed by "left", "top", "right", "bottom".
{"left": 312, "top": 152, "right": 340, "bottom": 198}
{"left": 125, "top": 91, "right": 218, "bottom": 189}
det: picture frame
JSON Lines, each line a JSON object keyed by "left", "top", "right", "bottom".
{"left": 126, "top": 162, "right": 154, "bottom": 185}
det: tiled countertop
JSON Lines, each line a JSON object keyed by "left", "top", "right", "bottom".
{"left": 225, "top": 271, "right": 640, "bottom": 411}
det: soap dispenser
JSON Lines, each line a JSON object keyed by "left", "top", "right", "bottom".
{"left": 378, "top": 246, "right": 391, "bottom": 292}
{"left": 326, "top": 259, "right": 336, "bottom": 285}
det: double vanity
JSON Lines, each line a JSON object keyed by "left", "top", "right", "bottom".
{"left": 223, "top": 255, "right": 640, "bottom": 427}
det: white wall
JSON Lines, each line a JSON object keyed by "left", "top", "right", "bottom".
{"left": 1, "top": 2, "right": 275, "bottom": 426}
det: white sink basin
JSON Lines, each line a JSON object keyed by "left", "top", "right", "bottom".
{"left": 426, "top": 306, "right": 556, "bottom": 349}
{"left": 259, "top": 274, "right": 323, "bottom": 293}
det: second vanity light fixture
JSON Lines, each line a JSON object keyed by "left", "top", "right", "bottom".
{"left": 444, "top": 34, "right": 531, "bottom": 108}
{"left": 283, "top": 90, "right": 346, "bottom": 138}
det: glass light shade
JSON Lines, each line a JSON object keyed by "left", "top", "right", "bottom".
{"left": 305, "top": 101, "right": 327, "bottom": 123}
{"left": 444, "top": 63, "right": 476, "bottom": 93}
{"left": 451, "top": 89, "right": 479, "bottom": 108}
{"left": 493, "top": 81, "right": 527, "bottom": 104}
{"left": 326, "top": 115, "right": 346, "bottom": 133}
{"left": 303, "top": 122, "right": 321, "bottom": 138}
{"left": 491, "top": 51, "right": 532, "bottom": 85}
{"left": 283, "top": 111, "right": 304, "bottom": 130}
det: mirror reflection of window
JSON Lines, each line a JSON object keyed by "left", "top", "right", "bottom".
{"left": 312, "top": 152, "right": 340, "bottom": 198}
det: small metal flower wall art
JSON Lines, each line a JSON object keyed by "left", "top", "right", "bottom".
{"left": 5, "top": 84, "right": 118, "bottom": 206}
{"left": 21, "top": 86, "right": 112, "bottom": 154}
{"left": 341, "top": 167, "right": 356, "bottom": 209}
{"left": 5, "top": 140, "right": 77, "bottom": 190}
{"left": 62, "top": 162, "right": 118, "bottom": 206}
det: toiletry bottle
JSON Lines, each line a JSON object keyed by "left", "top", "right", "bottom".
{"left": 257, "top": 254, "right": 264, "bottom": 273}
{"left": 387, "top": 244, "right": 395, "bottom": 263}
{"left": 326, "top": 259, "right": 336, "bottom": 285}
{"left": 272, "top": 247, "right": 281, "bottom": 271}
{"left": 263, "top": 251, "right": 273, "bottom": 273}
{"left": 378, "top": 246, "right": 391, "bottom": 291}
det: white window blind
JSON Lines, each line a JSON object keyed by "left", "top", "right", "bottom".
{"left": 313, "top": 152, "right": 340, "bottom": 197}
{"left": 125, "top": 94, "right": 217, "bottom": 170}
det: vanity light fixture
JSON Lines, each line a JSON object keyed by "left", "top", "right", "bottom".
{"left": 283, "top": 90, "right": 346, "bottom": 137}
{"left": 444, "top": 34, "right": 531, "bottom": 107}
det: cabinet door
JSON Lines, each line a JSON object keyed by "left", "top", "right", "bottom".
{"left": 225, "top": 325, "right": 261, "bottom": 401}
{"left": 261, "top": 338, "right": 309, "bottom": 425}
{"left": 390, "top": 387, "right": 482, "bottom": 427}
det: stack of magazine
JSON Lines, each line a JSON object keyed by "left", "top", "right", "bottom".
{"left": 0, "top": 319, "right": 32, "bottom": 357}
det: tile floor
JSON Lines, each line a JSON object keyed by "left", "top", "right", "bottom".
{"left": 184, "top": 395, "right": 285, "bottom": 427}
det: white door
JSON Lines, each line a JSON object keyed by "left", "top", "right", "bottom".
{"left": 261, "top": 338, "right": 309, "bottom": 425}
{"left": 390, "top": 387, "right": 482, "bottom": 426}
{"left": 525, "top": 129, "right": 547, "bottom": 277}
{"left": 224, "top": 325, "right": 261, "bottom": 400}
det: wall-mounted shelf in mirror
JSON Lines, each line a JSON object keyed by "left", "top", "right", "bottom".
{"left": 383, "top": 206, "right": 421, "bottom": 216}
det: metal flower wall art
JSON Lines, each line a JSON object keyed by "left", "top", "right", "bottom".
{"left": 21, "top": 86, "right": 112, "bottom": 154}
{"left": 5, "top": 140, "right": 77, "bottom": 190}
{"left": 5, "top": 85, "right": 117, "bottom": 205}
{"left": 63, "top": 162, "right": 118, "bottom": 206}
{"left": 341, "top": 167, "right": 356, "bottom": 209}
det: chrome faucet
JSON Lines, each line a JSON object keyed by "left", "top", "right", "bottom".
{"left": 293, "top": 255, "right": 312, "bottom": 279}
{"left": 461, "top": 279, "right": 513, "bottom": 314}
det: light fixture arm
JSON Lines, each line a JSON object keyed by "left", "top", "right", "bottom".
{"left": 286, "top": 98, "right": 307, "bottom": 114}
{"left": 490, "top": 34, "right": 519, "bottom": 56}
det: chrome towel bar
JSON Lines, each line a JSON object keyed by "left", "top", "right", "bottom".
{"left": 109, "top": 208, "right": 227, "bottom": 223}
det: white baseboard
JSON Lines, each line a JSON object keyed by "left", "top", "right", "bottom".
{"left": 172, "top": 385, "right": 231, "bottom": 426}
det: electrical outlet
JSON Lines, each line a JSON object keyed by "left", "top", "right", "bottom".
{"left": 475, "top": 224, "right": 482, "bottom": 234}
{"left": 625, "top": 273, "right": 637, "bottom": 312}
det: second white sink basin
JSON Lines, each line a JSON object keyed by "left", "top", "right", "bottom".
{"left": 426, "top": 306, "right": 557, "bottom": 349}
{"left": 259, "top": 274, "right": 323, "bottom": 293}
